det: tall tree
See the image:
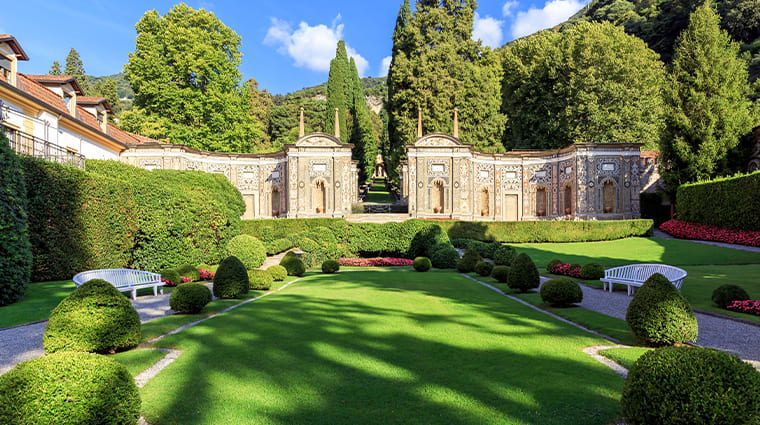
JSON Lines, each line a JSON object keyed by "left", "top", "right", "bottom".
{"left": 49, "top": 61, "right": 62, "bottom": 76}
{"left": 247, "top": 78, "right": 274, "bottom": 147}
{"left": 64, "top": 48, "right": 89, "bottom": 94}
{"left": 123, "top": 3, "right": 262, "bottom": 152}
{"left": 386, "top": 0, "right": 412, "bottom": 181}
{"left": 91, "top": 79, "right": 121, "bottom": 118}
{"left": 659, "top": 1, "right": 756, "bottom": 192}
{"left": 325, "top": 41, "right": 350, "bottom": 141}
{"left": 348, "top": 57, "right": 380, "bottom": 181}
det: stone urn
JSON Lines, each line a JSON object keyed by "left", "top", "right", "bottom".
{"left": 316, "top": 207, "right": 323, "bottom": 213}
{"left": 603, "top": 206, "right": 613, "bottom": 214}
{"left": 272, "top": 209, "right": 279, "bottom": 217}
{"left": 481, "top": 209, "right": 488, "bottom": 216}
{"left": 537, "top": 209, "right": 546, "bottom": 217}
{"left": 565, "top": 207, "right": 571, "bottom": 215}
{"left": 433, "top": 206, "right": 442, "bottom": 214}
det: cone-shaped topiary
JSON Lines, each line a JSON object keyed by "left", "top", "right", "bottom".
{"left": 413, "top": 257, "right": 432, "bottom": 272}
{"left": 322, "top": 259, "right": 340, "bottom": 274}
{"left": 430, "top": 244, "right": 460, "bottom": 269}
{"left": 44, "top": 279, "right": 140, "bottom": 354}
{"left": 456, "top": 248, "right": 481, "bottom": 273}
{"left": 492, "top": 266, "right": 510, "bottom": 283}
{"left": 540, "top": 277, "right": 583, "bottom": 306}
{"left": 280, "top": 251, "right": 306, "bottom": 276}
{"left": 0, "top": 351, "right": 141, "bottom": 425}
{"left": 474, "top": 261, "right": 494, "bottom": 277}
{"left": 493, "top": 245, "right": 516, "bottom": 266}
{"left": 621, "top": 346, "right": 760, "bottom": 425}
{"left": 248, "top": 269, "right": 273, "bottom": 290}
{"left": 712, "top": 284, "right": 750, "bottom": 309}
{"left": 213, "top": 256, "right": 249, "bottom": 299}
{"left": 626, "top": 273, "right": 698, "bottom": 346}
{"left": 507, "top": 253, "right": 540, "bottom": 293}
{"left": 170, "top": 283, "right": 212, "bottom": 314}
{"left": 580, "top": 262, "right": 604, "bottom": 280}
{"left": 175, "top": 263, "right": 200, "bottom": 282}
{"left": 225, "top": 234, "right": 267, "bottom": 270}
{"left": 267, "top": 265, "right": 287, "bottom": 281}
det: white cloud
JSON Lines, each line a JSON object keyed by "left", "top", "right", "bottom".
{"left": 473, "top": 13, "right": 504, "bottom": 48}
{"left": 511, "top": 0, "right": 586, "bottom": 39}
{"left": 263, "top": 15, "right": 369, "bottom": 76}
{"left": 379, "top": 56, "right": 392, "bottom": 78}
{"left": 502, "top": 1, "right": 518, "bottom": 17}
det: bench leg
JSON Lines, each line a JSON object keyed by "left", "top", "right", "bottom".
{"left": 153, "top": 286, "right": 158, "bottom": 296}
{"left": 131, "top": 288, "right": 137, "bottom": 300}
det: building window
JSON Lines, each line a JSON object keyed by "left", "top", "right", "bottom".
{"left": 97, "top": 111, "right": 104, "bottom": 124}
{"left": 0, "top": 57, "right": 10, "bottom": 80}
{"left": 63, "top": 93, "right": 72, "bottom": 108}
{"left": 536, "top": 187, "right": 547, "bottom": 216}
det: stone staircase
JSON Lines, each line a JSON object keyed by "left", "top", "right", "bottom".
{"left": 346, "top": 213, "right": 410, "bottom": 223}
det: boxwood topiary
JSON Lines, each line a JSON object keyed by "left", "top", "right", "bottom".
{"left": 280, "top": 252, "right": 306, "bottom": 277}
{"left": 507, "top": 253, "right": 540, "bottom": 293}
{"left": 493, "top": 245, "right": 516, "bottom": 266}
{"left": 160, "top": 268, "right": 182, "bottom": 286}
{"left": 196, "top": 263, "right": 211, "bottom": 272}
{"left": 492, "top": 266, "right": 510, "bottom": 283}
{"left": 625, "top": 273, "right": 698, "bottom": 346}
{"left": 0, "top": 351, "right": 141, "bottom": 425}
{"left": 322, "top": 259, "right": 340, "bottom": 274}
{"left": 546, "top": 259, "right": 562, "bottom": 273}
{"left": 409, "top": 224, "right": 451, "bottom": 258}
{"left": 474, "top": 261, "right": 494, "bottom": 277}
{"left": 267, "top": 265, "right": 287, "bottom": 281}
{"left": 540, "top": 278, "right": 583, "bottom": 306}
{"left": 621, "top": 346, "right": 760, "bottom": 425}
{"left": 431, "top": 244, "right": 460, "bottom": 269}
{"left": 43, "top": 279, "right": 140, "bottom": 354}
{"left": 466, "top": 240, "right": 499, "bottom": 259}
{"left": 225, "top": 234, "right": 267, "bottom": 270}
{"left": 248, "top": 270, "right": 273, "bottom": 290}
{"left": 712, "top": 284, "right": 751, "bottom": 309}
{"left": 456, "top": 248, "right": 481, "bottom": 273}
{"left": 213, "top": 256, "right": 249, "bottom": 299}
{"left": 169, "top": 283, "right": 212, "bottom": 314}
{"left": 175, "top": 263, "right": 200, "bottom": 282}
{"left": 579, "top": 262, "right": 605, "bottom": 280}
{"left": 413, "top": 257, "right": 432, "bottom": 272}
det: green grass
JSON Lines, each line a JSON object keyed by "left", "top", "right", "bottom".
{"left": 679, "top": 265, "right": 760, "bottom": 324}
{"left": 141, "top": 270, "right": 624, "bottom": 425}
{"left": 363, "top": 178, "right": 394, "bottom": 203}
{"left": 599, "top": 347, "right": 652, "bottom": 371}
{"left": 112, "top": 349, "right": 167, "bottom": 376}
{"left": 0, "top": 280, "right": 75, "bottom": 328}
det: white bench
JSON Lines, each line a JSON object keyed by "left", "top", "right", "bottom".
{"left": 73, "top": 269, "right": 164, "bottom": 300}
{"left": 600, "top": 264, "right": 687, "bottom": 296}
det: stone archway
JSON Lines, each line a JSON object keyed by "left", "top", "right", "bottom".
{"left": 563, "top": 184, "right": 572, "bottom": 215}
{"left": 313, "top": 179, "right": 326, "bottom": 213}
{"left": 535, "top": 187, "right": 547, "bottom": 216}
{"left": 602, "top": 180, "right": 616, "bottom": 214}
{"left": 432, "top": 179, "right": 445, "bottom": 213}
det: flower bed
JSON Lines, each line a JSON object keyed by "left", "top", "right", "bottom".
{"left": 726, "top": 300, "right": 760, "bottom": 316}
{"left": 659, "top": 220, "right": 760, "bottom": 247}
{"left": 337, "top": 258, "right": 414, "bottom": 267}
{"left": 551, "top": 263, "right": 582, "bottom": 278}
{"left": 199, "top": 269, "right": 215, "bottom": 280}
{"left": 161, "top": 278, "right": 177, "bottom": 288}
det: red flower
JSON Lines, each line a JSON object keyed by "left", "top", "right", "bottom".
{"left": 659, "top": 220, "right": 760, "bottom": 247}
{"left": 551, "top": 263, "right": 581, "bottom": 278}
{"left": 198, "top": 269, "right": 215, "bottom": 280}
{"left": 337, "top": 257, "right": 414, "bottom": 267}
{"left": 726, "top": 300, "right": 760, "bottom": 316}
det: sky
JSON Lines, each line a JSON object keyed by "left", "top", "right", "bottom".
{"left": 1, "top": 0, "right": 590, "bottom": 95}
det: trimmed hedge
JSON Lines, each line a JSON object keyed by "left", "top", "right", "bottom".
{"left": 0, "top": 351, "right": 141, "bottom": 425}
{"left": 492, "top": 266, "right": 510, "bottom": 283}
{"left": 213, "top": 256, "right": 249, "bottom": 299}
{"left": 248, "top": 270, "right": 273, "bottom": 290}
{"left": 160, "top": 269, "right": 182, "bottom": 286}
{"left": 621, "top": 347, "right": 760, "bottom": 425}
{"left": 226, "top": 235, "right": 267, "bottom": 270}
{"left": 677, "top": 171, "right": 760, "bottom": 231}
{"left": 507, "top": 253, "right": 540, "bottom": 293}
{"left": 413, "top": 257, "right": 432, "bottom": 272}
{"left": 0, "top": 133, "right": 31, "bottom": 306}
{"left": 546, "top": 259, "right": 562, "bottom": 273}
{"left": 474, "top": 261, "right": 494, "bottom": 277}
{"left": 430, "top": 245, "right": 460, "bottom": 269}
{"left": 540, "top": 278, "right": 583, "bottom": 306}
{"left": 493, "top": 245, "right": 516, "bottom": 266}
{"left": 626, "top": 273, "right": 698, "bottom": 346}
{"left": 170, "top": 283, "right": 212, "bottom": 313}
{"left": 712, "top": 284, "right": 751, "bottom": 309}
{"left": 22, "top": 158, "right": 244, "bottom": 280}
{"left": 409, "top": 224, "right": 451, "bottom": 258}
{"left": 280, "top": 252, "right": 306, "bottom": 277}
{"left": 175, "top": 264, "right": 200, "bottom": 282}
{"left": 267, "top": 265, "right": 287, "bottom": 281}
{"left": 467, "top": 240, "right": 500, "bottom": 259}
{"left": 457, "top": 248, "right": 481, "bottom": 273}
{"left": 433, "top": 219, "right": 654, "bottom": 242}
{"left": 580, "top": 262, "right": 605, "bottom": 280}
{"left": 322, "top": 259, "right": 340, "bottom": 274}
{"left": 43, "top": 279, "right": 140, "bottom": 354}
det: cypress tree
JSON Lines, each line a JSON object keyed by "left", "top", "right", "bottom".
{"left": 348, "top": 58, "right": 379, "bottom": 182}
{"left": 49, "top": 61, "right": 62, "bottom": 76}
{"left": 385, "top": 0, "right": 412, "bottom": 181}
{"left": 325, "top": 41, "right": 350, "bottom": 141}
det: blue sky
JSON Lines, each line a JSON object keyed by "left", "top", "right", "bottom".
{"left": 2, "top": 0, "right": 589, "bottom": 95}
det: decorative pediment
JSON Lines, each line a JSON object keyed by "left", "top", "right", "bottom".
{"left": 415, "top": 133, "right": 463, "bottom": 147}
{"left": 295, "top": 133, "right": 343, "bottom": 147}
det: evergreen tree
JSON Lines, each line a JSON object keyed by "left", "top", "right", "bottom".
{"left": 659, "top": 1, "right": 756, "bottom": 192}
{"left": 91, "top": 79, "right": 121, "bottom": 117}
{"left": 64, "top": 48, "right": 89, "bottom": 94}
{"left": 325, "top": 41, "right": 350, "bottom": 140}
{"left": 386, "top": 0, "right": 412, "bottom": 181}
{"left": 247, "top": 78, "right": 274, "bottom": 147}
{"left": 348, "top": 57, "right": 380, "bottom": 181}
{"left": 49, "top": 61, "right": 62, "bottom": 76}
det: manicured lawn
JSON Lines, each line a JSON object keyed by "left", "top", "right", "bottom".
{"left": 680, "top": 265, "right": 760, "bottom": 324}
{"left": 363, "top": 178, "right": 394, "bottom": 203}
{"left": 0, "top": 280, "right": 75, "bottom": 329}
{"left": 112, "top": 349, "right": 167, "bottom": 376}
{"left": 599, "top": 347, "right": 651, "bottom": 371}
{"left": 141, "top": 270, "right": 624, "bottom": 425}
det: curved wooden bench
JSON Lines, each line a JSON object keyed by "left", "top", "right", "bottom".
{"left": 73, "top": 269, "right": 164, "bottom": 300}
{"left": 600, "top": 264, "right": 687, "bottom": 296}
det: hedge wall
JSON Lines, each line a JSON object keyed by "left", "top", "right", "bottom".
{"left": 432, "top": 219, "right": 653, "bottom": 242}
{"left": 676, "top": 171, "right": 760, "bottom": 231}
{"left": 23, "top": 158, "right": 244, "bottom": 281}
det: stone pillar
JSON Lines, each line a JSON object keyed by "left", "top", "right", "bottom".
{"left": 453, "top": 108, "right": 459, "bottom": 138}
{"left": 299, "top": 107, "right": 304, "bottom": 137}
{"left": 334, "top": 108, "right": 340, "bottom": 139}
{"left": 417, "top": 107, "right": 422, "bottom": 138}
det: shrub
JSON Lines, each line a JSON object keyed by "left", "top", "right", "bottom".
{"left": 280, "top": 252, "right": 306, "bottom": 277}
{"left": 226, "top": 234, "right": 267, "bottom": 270}
{"left": 0, "top": 351, "right": 141, "bottom": 425}
{"left": 0, "top": 133, "right": 31, "bottom": 306}
{"left": 213, "top": 256, "right": 249, "bottom": 299}
{"left": 413, "top": 257, "right": 432, "bottom": 272}
{"left": 626, "top": 273, "right": 698, "bottom": 346}
{"left": 579, "top": 262, "right": 605, "bottom": 280}
{"left": 267, "top": 265, "right": 287, "bottom": 281}
{"left": 507, "top": 253, "right": 540, "bottom": 293}
{"left": 175, "top": 263, "right": 200, "bottom": 282}
{"left": 727, "top": 299, "right": 760, "bottom": 315}
{"left": 170, "top": 283, "right": 212, "bottom": 313}
{"left": 297, "top": 237, "right": 319, "bottom": 253}
{"left": 551, "top": 263, "right": 582, "bottom": 278}
{"left": 196, "top": 263, "right": 211, "bottom": 271}
{"left": 540, "top": 278, "right": 583, "bottom": 306}
{"left": 546, "top": 259, "right": 562, "bottom": 273}
{"left": 450, "top": 238, "right": 473, "bottom": 249}
{"left": 474, "top": 261, "right": 494, "bottom": 277}
{"left": 248, "top": 270, "right": 273, "bottom": 290}
{"left": 437, "top": 219, "right": 654, "bottom": 242}
{"left": 408, "top": 223, "right": 451, "bottom": 258}
{"left": 465, "top": 240, "right": 501, "bottom": 259}
{"left": 660, "top": 219, "right": 760, "bottom": 247}
{"left": 43, "top": 279, "right": 140, "bottom": 354}
{"left": 492, "top": 266, "right": 510, "bottom": 283}
{"left": 712, "top": 284, "right": 751, "bottom": 309}
{"left": 198, "top": 268, "right": 215, "bottom": 281}
{"left": 430, "top": 244, "right": 460, "bottom": 269}
{"left": 621, "top": 347, "right": 760, "bottom": 425}
{"left": 676, "top": 171, "right": 760, "bottom": 231}
{"left": 160, "top": 268, "right": 182, "bottom": 287}
{"left": 493, "top": 245, "right": 516, "bottom": 266}
{"left": 456, "top": 248, "right": 481, "bottom": 273}
{"left": 322, "top": 259, "right": 340, "bottom": 274}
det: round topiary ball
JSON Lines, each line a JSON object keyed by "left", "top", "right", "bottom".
{"left": 712, "top": 284, "right": 751, "bottom": 309}
{"left": 540, "top": 278, "right": 583, "bottom": 306}
{"left": 625, "top": 273, "right": 698, "bottom": 346}
{"left": 267, "top": 265, "right": 287, "bottom": 281}
{"left": 430, "top": 244, "right": 460, "bottom": 269}
{"left": 248, "top": 270, "right": 273, "bottom": 290}
{"left": 160, "top": 268, "right": 182, "bottom": 287}
{"left": 170, "top": 283, "right": 211, "bottom": 314}
{"left": 621, "top": 346, "right": 760, "bottom": 425}
{"left": 456, "top": 248, "right": 481, "bottom": 273}
{"left": 493, "top": 245, "right": 516, "bottom": 266}
{"left": 322, "top": 259, "right": 340, "bottom": 274}
{"left": 579, "top": 262, "right": 605, "bottom": 280}
{"left": 280, "top": 252, "right": 306, "bottom": 277}
{"left": 44, "top": 279, "right": 140, "bottom": 354}
{"left": 225, "top": 234, "right": 267, "bottom": 270}
{"left": 175, "top": 264, "right": 200, "bottom": 282}
{"left": 546, "top": 259, "right": 562, "bottom": 273}
{"left": 0, "top": 351, "right": 141, "bottom": 425}
{"left": 507, "top": 253, "right": 540, "bottom": 293}
{"left": 213, "top": 256, "right": 250, "bottom": 299}
{"left": 492, "top": 266, "right": 510, "bottom": 283}
{"left": 474, "top": 261, "right": 494, "bottom": 277}
{"left": 413, "top": 257, "right": 432, "bottom": 272}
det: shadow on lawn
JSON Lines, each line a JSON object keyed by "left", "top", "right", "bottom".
{"left": 142, "top": 272, "right": 624, "bottom": 425}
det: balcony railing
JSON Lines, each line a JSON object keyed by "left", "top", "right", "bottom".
{"left": 2, "top": 125, "right": 85, "bottom": 169}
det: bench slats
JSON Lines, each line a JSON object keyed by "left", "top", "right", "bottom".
{"left": 72, "top": 269, "right": 164, "bottom": 300}
{"left": 600, "top": 264, "right": 687, "bottom": 296}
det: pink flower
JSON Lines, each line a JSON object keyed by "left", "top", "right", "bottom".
{"left": 659, "top": 220, "right": 760, "bottom": 247}
{"left": 198, "top": 269, "right": 215, "bottom": 280}
{"left": 726, "top": 300, "right": 760, "bottom": 316}
{"left": 337, "top": 257, "right": 414, "bottom": 267}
